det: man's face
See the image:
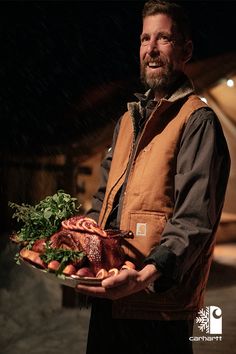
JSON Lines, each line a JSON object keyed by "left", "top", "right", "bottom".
{"left": 140, "top": 14, "right": 189, "bottom": 93}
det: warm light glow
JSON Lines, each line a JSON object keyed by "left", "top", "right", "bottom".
{"left": 200, "top": 96, "right": 208, "bottom": 104}
{"left": 226, "top": 79, "right": 234, "bottom": 88}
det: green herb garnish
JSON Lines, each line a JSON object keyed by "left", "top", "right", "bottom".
{"left": 41, "top": 244, "right": 85, "bottom": 275}
{"left": 9, "top": 190, "right": 80, "bottom": 244}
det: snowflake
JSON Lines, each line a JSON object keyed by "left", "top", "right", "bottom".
{"left": 196, "top": 307, "right": 210, "bottom": 333}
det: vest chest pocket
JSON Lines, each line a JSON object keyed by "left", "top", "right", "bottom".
{"left": 124, "top": 211, "right": 167, "bottom": 262}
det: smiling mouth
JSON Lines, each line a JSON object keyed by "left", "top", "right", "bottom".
{"left": 147, "top": 62, "right": 162, "bottom": 69}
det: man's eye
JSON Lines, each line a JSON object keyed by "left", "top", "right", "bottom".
{"left": 141, "top": 36, "right": 149, "bottom": 45}
{"left": 158, "top": 35, "right": 171, "bottom": 43}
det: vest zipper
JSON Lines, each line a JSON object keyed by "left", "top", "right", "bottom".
{"left": 116, "top": 100, "right": 163, "bottom": 226}
{"left": 99, "top": 166, "right": 128, "bottom": 227}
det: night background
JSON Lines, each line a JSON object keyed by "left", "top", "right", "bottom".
{"left": 0, "top": 2, "right": 236, "bottom": 354}
{"left": 0, "top": 0, "right": 236, "bottom": 153}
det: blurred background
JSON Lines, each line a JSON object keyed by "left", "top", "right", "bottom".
{"left": 0, "top": 1, "right": 236, "bottom": 353}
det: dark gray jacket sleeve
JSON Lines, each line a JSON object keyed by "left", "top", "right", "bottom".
{"left": 86, "top": 119, "right": 121, "bottom": 223}
{"left": 144, "top": 108, "right": 230, "bottom": 290}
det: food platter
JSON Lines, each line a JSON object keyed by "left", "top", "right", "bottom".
{"left": 19, "top": 257, "right": 104, "bottom": 288}
{"left": 9, "top": 191, "right": 135, "bottom": 289}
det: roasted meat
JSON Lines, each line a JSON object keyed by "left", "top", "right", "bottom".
{"left": 49, "top": 220, "right": 133, "bottom": 274}
{"left": 19, "top": 216, "right": 134, "bottom": 277}
{"left": 50, "top": 230, "right": 82, "bottom": 251}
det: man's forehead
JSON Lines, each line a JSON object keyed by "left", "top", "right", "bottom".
{"left": 141, "top": 14, "right": 174, "bottom": 34}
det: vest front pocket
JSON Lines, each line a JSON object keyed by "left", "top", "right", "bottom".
{"left": 122, "top": 211, "right": 167, "bottom": 265}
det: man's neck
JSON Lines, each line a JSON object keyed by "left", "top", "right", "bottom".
{"left": 154, "top": 90, "right": 166, "bottom": 101}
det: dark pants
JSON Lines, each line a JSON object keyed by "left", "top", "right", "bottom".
{"left": 86, "top": 299, "right": 194, "bottom": 354}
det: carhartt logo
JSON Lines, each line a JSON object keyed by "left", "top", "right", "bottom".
{"left": 136, "top": 223, "right": 147, "bottom": 236}
{"left": 196, "top": 306, "right": 222, "bottom": 334}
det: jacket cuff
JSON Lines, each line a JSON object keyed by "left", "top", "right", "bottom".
{"left": 144, "top": 245, "right": 177, "bottom": 292}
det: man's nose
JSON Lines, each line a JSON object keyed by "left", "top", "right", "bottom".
{"left": 146, "top": 39, "right": 159, "bottom": 55}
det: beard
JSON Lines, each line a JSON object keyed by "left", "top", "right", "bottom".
{"left": 140, "top": 58, "right": 180, "bottom": 95}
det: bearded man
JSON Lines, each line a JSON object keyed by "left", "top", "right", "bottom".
{"left": 76, "top": 1, "right": 230, "bottom": 353}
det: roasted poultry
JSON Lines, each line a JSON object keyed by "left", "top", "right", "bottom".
{"left": 19, "top": 216, "right": 134, "bottom": 278}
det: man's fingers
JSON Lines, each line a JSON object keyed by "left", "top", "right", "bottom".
{"left": 101, "top": 268, "right": 135, "bottom": 288}
{"left": 75, "top": 284, "right": 107, "bottom": 297}
{"left": 75, "top": 269, "right": 140, "bottom": 300}
{"left": 75, "top": 283, "right": 125, "bottom": 300}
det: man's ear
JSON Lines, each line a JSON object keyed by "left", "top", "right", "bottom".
{"left": 182, "top": 40, "right": 193, "bottom": 63}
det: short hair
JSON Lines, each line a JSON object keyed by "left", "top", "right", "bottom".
{"left": 142, "top": 0, "right": 192, "bottom": 43}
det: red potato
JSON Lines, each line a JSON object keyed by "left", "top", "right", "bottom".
{"left": 47, "top": 260, "right": 60, "bottom": 271}
{"left": 31, "top": 238, "right": 47, "bottom": 253}
{"left": 76, "top": 267, "right": 95, "bottom": 277}
{"left": 62, "top": 264, "right": 77, "bottom": 275}
{"left": 20, "top": 248, "right": 46, "bottom": 269}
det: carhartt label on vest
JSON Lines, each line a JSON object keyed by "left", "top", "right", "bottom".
{"left": 136, "top": 223, "right": 147, "bottom": 236}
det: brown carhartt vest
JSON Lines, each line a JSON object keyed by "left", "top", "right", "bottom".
{"left": 99, "top": 94, "right": 210, "bottom": 320}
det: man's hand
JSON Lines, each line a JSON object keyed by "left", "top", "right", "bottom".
{"left": 75, "top": 264, "right": 160, "bottom": 300}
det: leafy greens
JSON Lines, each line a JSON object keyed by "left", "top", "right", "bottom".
{"left": 9, "top": 190, "right": 80, "bottom": 245}
{"left": 41, "top": 243, "right": 85, "bottom": 275}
